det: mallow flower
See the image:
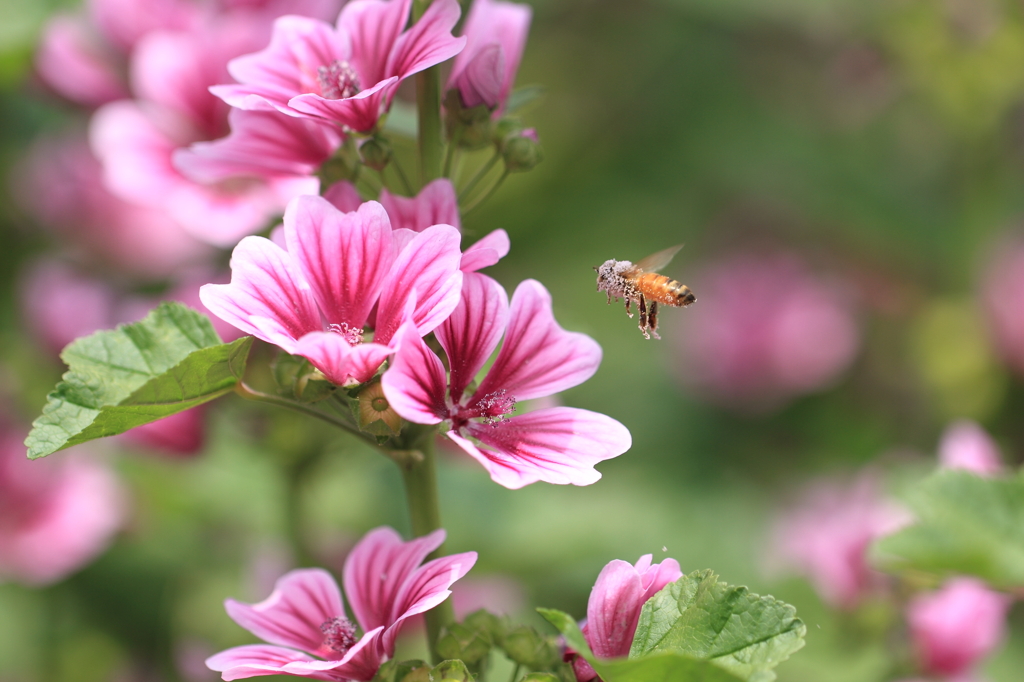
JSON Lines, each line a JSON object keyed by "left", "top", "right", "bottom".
{"left": 207, "top": 527, "right": 476, "bottom": 680}
{"left": 569, "top": 555, "right": 683, "bottom": 681}
{"left": 211, "top": 0, "right": 466, "bottom": 132}
{"left": 447, "top": 0, "right": 532, "bottom": 113}
{"left": 200, "top": 195, "right": 464, "bottom": 386}
{"left": 382, "top": 274, "right": 631, "bottom": 488}
{"left": 937, "top": 420, "right": 1004, "bottom": 476}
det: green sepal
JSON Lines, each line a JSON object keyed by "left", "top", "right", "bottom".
{"left": 26, "top": 303, "right": 252, "bottom": 458}
{"left": 429, "top": 659, "right": 473, "bottom": 681}
{"left": 873, "top": 469, "right": 1024, "bottom": 588}
{"left": 436, "top": 622, "right": 492, "bottom": 665}
{"left": 271, "top": 353, "right": 336, "bottom": 403}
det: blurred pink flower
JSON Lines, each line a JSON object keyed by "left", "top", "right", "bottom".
{"left": 570, "top": 555, "right": 682, "bottom": 681}
{"left": 20, "top": 261, "right": 118, "bottom": 356}
{"left": 673, "top": 253, "right": 859, "bottom": 410}
{"left": 201, "top": 196, "right": 464, "bottom": 385}
{"left": 383, "top": 275, "right": 631, "bottom": 488}
{"left": 207, "top": 527, "right": 476, "bottom": 681}
{"left": 937, "top": 420, "right": 1003, "bottom": 476}
{"left": 447, "top": 0, "right": 531, "bottom": 113}
{"left": 0, "top": 431, "right": 125, "bottom": 586}
{"left": 35, "top": 13, "right": 127, "bottom": 107}
{"left": 766, "top": 473, "right": 909, "bottom": 609}
{"left": 981, "top": 235, "right": 1024, "bottom": 377}
{"left": 379, "top": 178, "right": 461, "bottom": 233}
{"left": 907, "top": 578, "right": 1010, "bottom": 678}
{"left": 17, "top": 134, "right": 211, "bottom": 278}
{"left": 211, "top": 0, "right": 466, "bottom": 132}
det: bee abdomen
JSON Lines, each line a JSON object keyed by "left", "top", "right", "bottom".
{"left": 636, "top": 273, "right": 696, "bottom": 307}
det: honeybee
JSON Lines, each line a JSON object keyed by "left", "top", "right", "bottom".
{"left": 594, "top": 244, "right": 696, "bottom": 339}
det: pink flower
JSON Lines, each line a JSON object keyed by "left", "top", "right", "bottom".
{"left": 91, "top": 100, "right": 317, "bottom": 246}
{"left": 0, "top": 431, "right": 125, "bottom": 585}
{"left": 35, "top": 13, "right": 127, "bottom": 107}
{"left": 379, "top": 178, "right": 461, "bottom": 233}
{"left": 447, "top": 0, "right": 531, "bottom": 113}
{"left": 673, "top": 253, "right": 860, "bottom": 411}
{"left": 766, "top": 473, "right": 909, "bottom": 609}
{"left": 571, "top": 555, "right": 682, "bottom": 681}
{"left": 87, "top": 0, "right": 200, "bottom": 53}
{"left": 200, "top": 195, "right": 464, "bottom": 385}
{"left": 175, "top": 109, "right": 343, "bottom": 183}
{"left": 382, "top": 275, "right": 631, "bottom": 489}
{"left": 17, "top": 134, "right": 210, "bottom": 278}
{"left": 206, "top": 527, "right": 476, "bottom": 681}
{"left": 981, "top": 235, "right": 1024, "bottom": 377}
{"left": 20, "top": 261, "right": 118, "bottom": 356}
{"left": 938, "top": 420, "right": 1003, "bottom": 477}
{"left": 211, "top": 0, "right": 466, "bottom": 132}
{"left": 907, "top": 578, "right": 1010, "bottom": 677}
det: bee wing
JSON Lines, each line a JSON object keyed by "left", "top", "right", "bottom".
{"left": 634, "top": 244, "right": 683, "bottom": 273}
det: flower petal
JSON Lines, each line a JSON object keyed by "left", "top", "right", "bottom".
{"left": 435, "top": 273, "right": 508, "bottom": 404}
{"left": 454, "top": 407, "right": 631, "bottom": 489}
{"left": 224, "top": 568, "right": 345, "bottom": 654}
{"left": 473, "top": 280, "right": 601, "bottom": 404}
{"left": 280, "top": 627, "right": 386, "bottom": 681}
{"left": 342, "top": 527, "right": 445, "bottom": 634}
{"left": 206, "top": 644, "right": 329, "bottom": 681}
{"left": 460, "top": 229, "right": 509, "bottom": 272}
{"left": 585, "top": 560, "right": 645, "bottom": 659}
{"left": 289, "top": 77, "right": 398, "bottom": 132}
{"left": 285, "top": 197, "right": 395, "bottom": 330}
{"left": 323, "top": 180, "right": 364, "bottom": 213}
{"left": 379, "top": 178, "right": 460, "bottom": 233}
{"left": 340, "top": 0, "right": 412, "bottom": 88}
{"left": 385, "top": 0, "right": 466, "bottom": 81}
{"left": 382, "top": 551, "right": 478, "bottom": 655}
{"left": 381, "top": 323, "right": 449, "bottom": 424}
{"left": 200, "top": 236, "right": 321, "bottom": 351}
{"left": 374, "top": 224, "right": 464, "bottom": 345}
{"left": 447, "top": 0, "right": 532, "bottom": 112}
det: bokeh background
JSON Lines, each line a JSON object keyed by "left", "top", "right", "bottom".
{"left": 2, "top": 0, "right": 1024, "bottom": 680}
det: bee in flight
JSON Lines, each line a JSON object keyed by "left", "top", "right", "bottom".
{"left": 594, "top": 244, "right": 696, "bottom": 339}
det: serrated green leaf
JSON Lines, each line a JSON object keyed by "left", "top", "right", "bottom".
{"left": 630, "top": 571, "right": 805, "bottom": 682}
{"left": 538, "top": 607, "right": 743, "bottom": 682}
{"left": 26, "top": 303, "right": 253, "bottom": 458}
{"left": 873, "top": 470, "right": 1024, "bottom": 588}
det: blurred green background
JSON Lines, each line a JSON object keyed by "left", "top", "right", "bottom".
{"left": 2, "top": 0, "right": 1024, "bottom": 680}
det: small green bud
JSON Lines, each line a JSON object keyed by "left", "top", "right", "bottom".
{"left": 501, "top": 625, "right": 559, "bottom": 669}
{"left": 429, "top": 660, "right": 473, "bottom": 681}
{"left": 360, "top": 137, "right": 392, "bottom": 172}
{"left": 444, "top": 89, "right": 493, "bottom": 150}
{"left": 501, "top": 131, "right": 542, "bottom": 173}
{"left": 271, "top": 353, "right": 335, "bottom": 402}
{"left": 492, "top": 118, "right": 523, "bottom": 146}
{"left": 462, "top": 609, "right": 508, "bottom": 644}
{"left": 436, "top": 623, "right": 492, "bottom": 664}
{"left": 374, "top": 660, "right": 430, "bottom": 682}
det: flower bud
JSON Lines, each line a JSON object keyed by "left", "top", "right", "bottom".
{"left": 356, "top": 381, "right": 402, "bottom": 436}
{"left": 359, "top": 136, "right": 392, "bottom": 172}
{"left": 374, "top": 659, "right": 431, "bottom": 682}
{"left": 431, "top": 660, "right": 473, "bottom": 681}
{"left": 492, "top": 117, "right": 523, "bottom": 145}
{"left": 501, "top": 129, "right": 542, "bottom": 172}
{"left": 501, "top": 624, "right": 559, "bottom": 669}
{"left": 436, "top": 622, "right": 492, "bottom": 664}
{"left": 444, "top": 89, "right": 493, "bottom": 149}
{"left": 272, "top": 353, "right": 335, "bottom": 403}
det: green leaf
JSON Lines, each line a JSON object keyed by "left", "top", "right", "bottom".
{"left": 873, "top": 469, "right": 1024, "bottom": 588}
{"left": 630, "top": 571, "right": 806, "bottom": 682}
{"left": 26, "top": 303, "right": 253, "bottom": 458}
{"left": 505, "top": 85, "right": 546, "bottom": 115}
{"left": 538, "top": 608, "right": 742, "bottom": 682}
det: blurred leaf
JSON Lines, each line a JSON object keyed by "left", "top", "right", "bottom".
{"left": 874, "top": 469, "right": 1024, "bottom": 588}
{"left": 631, "top": 572, "right": 806, "bottom": 682}
{"left": 506, "top": 86, "right": 546, "bottom": 115}
{"left": 538, "top": 607, "right": 742, "bottom": 682}
{"left": 26, "top": 303, "right": 252, "bottom": 458}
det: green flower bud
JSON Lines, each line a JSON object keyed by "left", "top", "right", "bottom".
{"left": 502, "top": 131, "right": 543, "bottom": 173}
{"left": 444, "top": 89, "right": 493, "bottom": 150}
{"left": 271, "top": 353, "right": 335, "bottom": 403}
{"left": 360, "top": 137, "right": 392, "bottom": 172}
{"left": 429, "top": 660, "right": 472, "bottom": 682}
{"left": 500, "top": 625, "right": 559, "bottom": 669}
{"left": 492, "top": 118, "right": 523, "bottom": 147}
{"left": 462, "top": 609, "right": 508, "bottom": 644}
{"left": 436, "top": 623, "right": 492, "bottom": 665}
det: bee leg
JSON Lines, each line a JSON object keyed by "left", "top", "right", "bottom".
{"left": 649, "top": 301, "right": 661, "bottom": 340}
{"left": 606, "top": 292, "right": 612, "bottom": 305}
{"left": 638, "top": 295, "right": 650, "bottom": 339}
{"left": 624, "top": 298, "right": 633, "bottom": 318}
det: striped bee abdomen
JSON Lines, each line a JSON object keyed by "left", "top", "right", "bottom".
{"left": 636, "top": 273, "right": 696, "bottom": 307}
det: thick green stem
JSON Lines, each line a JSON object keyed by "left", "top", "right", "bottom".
{"left": 395, "top": 427, "right": 452, "bottom": 662}
{"left": 416, "top": 67, "right": 444, "bottom": 186}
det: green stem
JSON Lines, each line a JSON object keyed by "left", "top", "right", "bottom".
{"left": 459, "top": 152, "right": 501, "bottom": 201}
{"left": 463, "top": 169, "right": 510, "bottom": 215}
{"left": 416, "top": 67, "right": 444, "bottom": 186}
{"left": 443, "top": 127, "right": 462, "bottom": 178}
{"left": 234, "top": 382, "right": 375, "bottom": 446}
{"left": 391, "top": 153, "right": 416, "bottom": 195}
{"left": 508, "top": 663, "right": 521, "bottom": 682}
{"left": 395, "top": 426, "right": 452, "bottom": 663}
